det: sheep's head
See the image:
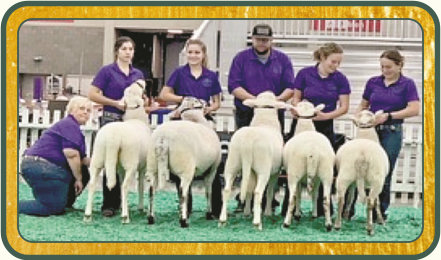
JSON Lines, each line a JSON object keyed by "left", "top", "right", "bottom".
{"left": 352, "top": 110, "right": 384, "bottom": 128}
{"left": 292, "top": 100, "right": 325, "bottom": 118}
{"left": 243, "top": 91, "right": 287, "bottom": 110}
{"left": 121, "top": 80, "right": 146, "bottom": 110}
{"left": 169, "top": 96, "right": 207, "bottom": 121}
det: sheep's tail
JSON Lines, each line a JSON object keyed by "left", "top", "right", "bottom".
{"left": 239, "top": 142, "right": 253, "bottom": 202}
{"left": 355, "top": 155, "right": 369, "bottom": 203}
{"left": 155, "top": 136, "right": 170, "bottom": 189}
{"left": 306, "top": 154, "right": 319, "bottom": 193}
{"left": 104, "top": 136, "right": 121, "bottom": 190}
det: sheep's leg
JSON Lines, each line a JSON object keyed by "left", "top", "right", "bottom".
{"left": 203, "top": 164, "right": 217, "bottom": 220}
{"left": 243, "top": 174, "right": 256, "bottom": 217}
{"left": 263, "top": 174, "right": 278, "bottom": 216}
{"left": 282, "top": 179, "right": 298, "bottom": 228}
{"left": 83, "top": 166, "right": 101, "bottom": 222}
{"left": 252, "top": 174, "right": 270, "bottom": 230}
{"left": 322, "top": 182, "right": 332, "bottom": 231}
{"left": 219, "top": 169, "right": 239, "bottom": 226}
{"left": 294, "top": 182, "right": 302, "bottom": 220}
{"left": 343, "top": 184, "right": 356, "bottom": 220}
{"left": 311, "top": 178, "right": 321, "bottom": 218}
{"left": 147, "top": 185, "right": 155, "bottom": 224}
{"left": 366, "top": 196, "right": 375, "bottom": 235}
{"left": 374, "top": 196, "right": 385, "bottom": 225}
{"left": 121, "top": 168, "right": 136, "bottom": 224}
{"left": 179, "top": 177, "right": 192, "bottom": 228}
{"left": 138, "top": 170, "right": 145, "bottom": 212}
{"left": 334, "top": 182, "right": 349, "bottom": 231}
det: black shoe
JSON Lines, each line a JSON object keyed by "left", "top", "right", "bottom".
{"left": 234, "top": 201, "right": 245, "bottom": 213}
{"left": 102, "top": 208, "right": 116, "bottom": 217}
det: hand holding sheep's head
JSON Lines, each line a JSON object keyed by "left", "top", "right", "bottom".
{"left": 352, "top": 110, "right": 384, "bottom": 128}
{"left": 291, "top": 100, "right": 325, "bottom": 118}
{"left": 243, "top": 91, "right": 287, "bottom": 110}
{"left": 120, "top": 80, "right": 146, "bottom": 110}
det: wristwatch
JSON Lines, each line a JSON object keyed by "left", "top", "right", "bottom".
{"left": 387, "top": 112, "right": 393, "bottom": 121}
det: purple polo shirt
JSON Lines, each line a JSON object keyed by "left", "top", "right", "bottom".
{"left": 25, "top": 115, "right": 86, "bottom": 170}
{"left": 91, "top": 63, "right": 144, "bottom": 114}
{"left": 228, "top": 48, "right": 295, "bottom": 111}
{"left": 294, "top": 65, "right": 351, "bottom": 113}
{"left": 166, "top": 64, "right": 222, "bottom": 103}
{"left": 362, "top": 75, "right": 420, "bottom": 123}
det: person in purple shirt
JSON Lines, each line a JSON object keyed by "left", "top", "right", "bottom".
{"left": 159, "top": 38, "right": 223, "bottom": 217}
{"left": 228, "top": 24, "right": 295, "bottom": 130}
{"left": 282, "top": 42, "right": 351, "bottom": 218}
{"left": 88, "top": 36, "right": 145, "bottom": 217}
{"left": 160, "top": 39, "right": 222, "bottom": 116}
{"left": 358, "top": 50, "right": 420, "bottom": 221}
{"left": 19, "top": 97, "right": 92, "bottom": 216}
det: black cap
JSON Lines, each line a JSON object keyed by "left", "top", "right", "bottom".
{"left": 252, "top": 24, "right": 273, "bottom": 38}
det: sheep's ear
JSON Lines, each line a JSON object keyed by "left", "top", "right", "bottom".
{"left": 374, "top": 110, "right": 384, "bottom": 117}
{"left": 315, "top": 104, "right": 325, "bottom": 112}
{"left": 243, "top": 98, "right": 256, "bottom": 108}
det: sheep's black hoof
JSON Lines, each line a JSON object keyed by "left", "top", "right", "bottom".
{"left": 282, "top": 223, "right": 290, "bottom": 229}
{"left": 83, "top": 215, "right": 92, "bottom": 223}
{"left": 206, "top": 212, "right": 214, "bottom": 220}
{"left": 294, "top": 215, "right": 301, "bottom": 221}
{"left": 121, "top": 216, "right": 130, "bottom": 224}
{"left": 334, "top": 226, "right": 341, "bottom": 231}
{"left": 147, "top": 216, "right": 155, "bottom": 225}
{"left": 326, "top": 225, "right": 332, "bottom": 232}
{"left": 218, "top": 221, "right": 227, "bottom": 228}
{"left": 180, "top": 219, "right": 189, "bottom": 228}
{"left": 368, "top": 230, "right": 374, "bottom": 236}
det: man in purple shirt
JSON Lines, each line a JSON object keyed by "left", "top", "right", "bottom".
{"left": 228, "top": 24, "right": 295, "bottom": 130}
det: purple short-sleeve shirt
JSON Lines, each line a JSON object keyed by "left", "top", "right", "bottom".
{"left": 294, "top": 65, "right": 351, "bottom": 113}
{"left": 362, "top": 75, "right": 420, "bottom": 123}
{"left": 228, "top": 48, "right": 295, "bottom": 111}
{"left": 166, "top": 64, "right": 222, "bottom": 103}
{"left": 91, "top": 63, "right": 144, "bottom": 114}
{"left": 25, "top": 115, "right": 86, "bottom": 170}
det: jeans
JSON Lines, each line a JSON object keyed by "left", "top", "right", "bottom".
{"left": 19, "top": 157, "right": 72, "bottom": 216}
{"left": 376, "top": 124, "right": 403, "bottom": 216}
{"left": 100, "top": 111, "right": 122, "bottom": 211}
{"left": 66, "top": 165, "right": 90, "bottom": 208}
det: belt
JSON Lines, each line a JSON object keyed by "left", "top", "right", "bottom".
{"left": 22, "top": 155, "right": 51, "bottom": 164}
{"left": 103, "top": 111, "right": 123, "bottom": 120}
{"left": 376, "top": 124, "right": 402, "bottom": 131}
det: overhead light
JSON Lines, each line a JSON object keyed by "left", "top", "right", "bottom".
{"left": 167, "top": 29, "right": 183, "bottom": 34}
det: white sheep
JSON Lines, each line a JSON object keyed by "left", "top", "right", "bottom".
{"left": 219, "top": 91, "right": 286, "bottom": 230}
{"left": 83, "top": 80, "right": 151, "bottom": 224}
{"left": 146, "top": 97, "right": 221, "bottom": 228}
{"left": 282, "top": 100, "right": 335, "bottom": 231}
{"left": 334, "top": 110, "right": 389, "bottom": 235}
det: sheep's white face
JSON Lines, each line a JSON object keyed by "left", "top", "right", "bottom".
{"left": 123, "top": 80, "right": 145, "bottom": 109}
{"left": 354, "top": 110, "right": 376, "bottom": 128}
{"left": 243, "top": 91, "right": 286, "bottom": 109}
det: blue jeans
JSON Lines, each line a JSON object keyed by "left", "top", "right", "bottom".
{"left": 19, "top": 157, "right": 72, "bottom": 216}
{"left": 376, "top": 124, "right": 403, "bottom": 216}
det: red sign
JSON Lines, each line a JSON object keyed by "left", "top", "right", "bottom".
{"left": 313, "top": 20, "right": 381, "bottom": 32}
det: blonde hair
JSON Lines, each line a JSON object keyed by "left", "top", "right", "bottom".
{"left": 186, "top": 39, "right": 208, "bottom": 68}
{"left": 66, "top": 96, "right": 92, "bottom": 114}
{"left": 313, "top": 42, "right": 344, "bottom": 62}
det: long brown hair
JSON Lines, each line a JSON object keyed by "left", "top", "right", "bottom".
{"left": 186, "top": 39, "right": 208, "bottom": 68}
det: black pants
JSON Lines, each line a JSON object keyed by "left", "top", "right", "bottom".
{"left": 66, "top": 165, "right": 90, "bottom": 208}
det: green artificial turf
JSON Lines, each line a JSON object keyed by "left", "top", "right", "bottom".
{"left": 18, "top": 182, "right": 423, "bottom": 242}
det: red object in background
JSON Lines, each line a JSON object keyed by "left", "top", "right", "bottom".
{"left": 313, "top": 20, "right": 381, "bottom": 32}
